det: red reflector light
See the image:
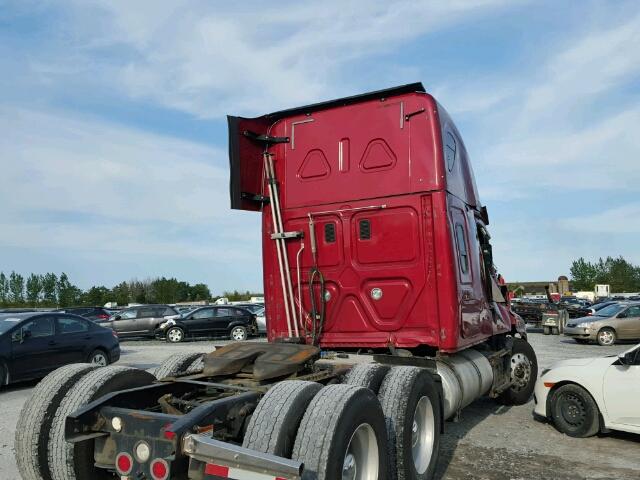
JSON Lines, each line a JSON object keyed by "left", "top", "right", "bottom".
{"left": 150, "top": 459, "right": 170, "bottom": 480}
{"left": 163, "top": 430, "right": 176, "bottom": 440}
{"left": 115, "top": 453, "right": 133, "bottom": 475}
{"left": 205, "top": 463, "right": 229, "bottom": 477}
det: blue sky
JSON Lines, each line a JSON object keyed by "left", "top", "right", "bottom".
{"left": 1, "top": 0, "right": 639, "bottom": 293}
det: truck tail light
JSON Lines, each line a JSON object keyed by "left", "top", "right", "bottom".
{"left": 150, "top": 459, "right": 170, "bottom": 480}
{"left": 115, "top": 452, "right": 133, "bottom": 476}
{"left": 204, "top": 463, "right": 286, "bottom": 479}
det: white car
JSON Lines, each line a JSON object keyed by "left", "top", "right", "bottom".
{"left": 533, "top": 343, "right": 640, "bottom": 437}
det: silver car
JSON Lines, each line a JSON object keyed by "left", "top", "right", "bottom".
{"left": 564, "top": 302, "right": 640, "bottom": 346}
{"left": 106, "top": 305, "right": 180, "bottom": 338}
{"left": 255, "top": 307, "right": 267, "bottom": 334}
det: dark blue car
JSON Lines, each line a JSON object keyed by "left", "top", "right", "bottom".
{"left": 0, "top": 311, "right": 120, "bottom": 386}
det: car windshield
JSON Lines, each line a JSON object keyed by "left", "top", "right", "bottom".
{"left": 0, "top": 316, "right": 24, "bottom": 334}
{"left": 595, "top": 304, "right": 625, "bottom": 317}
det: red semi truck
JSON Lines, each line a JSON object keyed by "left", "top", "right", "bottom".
{"left": 16, "top": 83, "right": 537, "bottom": 480}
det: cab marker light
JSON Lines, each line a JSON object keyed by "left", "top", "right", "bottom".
{"left": 543, "top": 382, "right": 556, "bottom": 388}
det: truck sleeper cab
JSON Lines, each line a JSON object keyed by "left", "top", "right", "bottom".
{"left": 15, "top": 84, "right": 537, "bottom": 480}
{"left": 229, "top": 82, "right": 518, "bottom": 353}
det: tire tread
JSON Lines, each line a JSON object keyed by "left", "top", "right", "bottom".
{"left": 243, "top": 380, "right": 321, "bottom": 456}
{"left": 15, "top": 364, "right": 98, "bottom": 480}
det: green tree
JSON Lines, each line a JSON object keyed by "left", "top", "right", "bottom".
{"left": 606, "top": 256, "right": 638, "bottom": 292}
{"left": 569, "top": 258, "right": 598, "bottom": 291}
{"left": 56, "top": 272, "right": 74, "bottom": 307}
{"left": 9, "top": 271, "right": 25, "bottom": 304}
{"left": 41, "top": 273, "right": 58, "bottom": 305}
{"left": 82, "top": 286, "right": 110, "bottom": 306}
{"left": 25, "top": 273, "right": 42, "bottom": 306}
{"left": 189, "top": 283, "right": 211, "bottom": 301}
{"left": 111, "top": 282, "right": 131, "bottom": 307}
{"left": 570, "top": 256, "right": 640, "bottom": 293}
{"left": 0, "top": 273, "right": 8, "bottom": 306}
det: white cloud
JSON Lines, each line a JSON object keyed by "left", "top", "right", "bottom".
{"left": 562, "top": 203, "right": 640, "bottom": 234}
{"left": 438, "top": 12, "right": 640, "bottom": 202}
{"left": 30, "top": 0, "right": 522, "bottom": 118}
{"left": 0, "top": 107, "right": 262, "bottom": 274}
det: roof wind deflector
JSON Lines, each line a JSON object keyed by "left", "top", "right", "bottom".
{"left": 227, "top": 83, "right": 426, "bottom": 211}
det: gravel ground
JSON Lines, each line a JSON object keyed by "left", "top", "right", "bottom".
{"left": 0, "top": 333, "right": 639, "bottom": 479}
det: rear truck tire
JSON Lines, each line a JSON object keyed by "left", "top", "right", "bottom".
{"left": 15, "top": 364, "right": 98, "bottom": 480}
{"left": 378, "top": 366, "right": 441, "bottom": 480}
{"left": 166, "top": 326, "right": 185, "bottom": 343}
{"left": 186, "top": 354, "right": 205, "bottom": 374}
{"left": 230, "top": 325, "right": 248, "bottom": 341}
{"left": 597, "top": 328, "right": 616, "bottom": 346}
{"left": 87, "top": 349, "right": 109, "bottom": 366}
{"left": 154, "top": 352, "right": 206, "bottom": 379}
{"left": 344, "top": 363, "right": 390, "bottom": 394}
{"left": 551, "top": 327, "right": 559, "bottom": 335}
{"left": 243, "top": 380, "right": 322, "bottom": 457}
{"left": 497, "top": 338, "right": 538, "bottom": 406}
{"left": 47, "top": 366, "right": 155, "bottom": 480}
{"left": 292, "top": 384, "right": 389, "bottom": 480}
{"left": 549, "top": 384, "right": 600, "bottom": 438}
{"left": 543, "top": 326, "right": 551, "bottom": 335}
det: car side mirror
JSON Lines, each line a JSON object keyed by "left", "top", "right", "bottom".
{"left": 618, "top": 351, "right": 637, "bottom": 366}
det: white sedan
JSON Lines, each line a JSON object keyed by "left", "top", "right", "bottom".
{"left": 533, "top": 343, "right": 640, "bottom": 437}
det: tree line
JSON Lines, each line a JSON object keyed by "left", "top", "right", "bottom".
{"left": 0, "top": 272, "right": 261, "bottom": 308}
{"left": 570, "top": 256, "right": 640, "bottom": 293}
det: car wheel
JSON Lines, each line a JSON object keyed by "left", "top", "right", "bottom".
{"left": 87, "top": 349, "right": 109, "bottom": 367}
{"left": 597, "top": 328, "right": 616, "bottom": 346}
{"left": 551, "top": 327, "right": 559, "bottom": 335}
{"left": 550, "top": 384, "right": 600, "bottom": 438}
{"left": 166, "top": 326, "right": 185, "bottom": 343}
{"left": 230, "top": 326, "right": 248, "bottom": 341}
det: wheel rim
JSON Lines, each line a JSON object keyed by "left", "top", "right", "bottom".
{"left": 412, "top": 396, "right": 435, "bottom": 474}
{"left": 232, "top": 328, "right": 246, "bottom": 341}
{"left": 510, "top": 353, "right": 532, "bottom": 392}
{"left": 341, "top": 423, "right": 378, "bottom": 480}
{"left": 599, "top": 330, "right": 614, "bottom": 345}
{"left": 168, "top": 329, "right": 183, "bottom": 342}
{"left": 91, "top": 352, "right": 107, "bottom": 366}
{"left": 559, "top": 392, "right": 587, "bottom": 427}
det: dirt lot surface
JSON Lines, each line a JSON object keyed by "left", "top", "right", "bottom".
{"left": 1, "top": 333, "right": 639, "bottom": 479}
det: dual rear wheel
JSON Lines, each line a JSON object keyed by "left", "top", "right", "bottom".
{"left": 244, "top": 364, "right": 442, "bottom": 480}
